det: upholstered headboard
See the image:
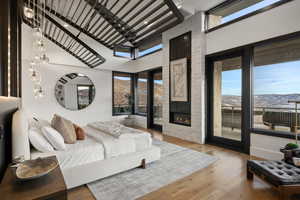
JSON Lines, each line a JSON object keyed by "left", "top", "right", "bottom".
{"left": 0, "top": 97, "right": 19, "bottom": 181}
{"left": 12, "top": 109, "right": 31, "bottom": 161}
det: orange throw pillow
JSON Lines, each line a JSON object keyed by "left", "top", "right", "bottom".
{"left": 73, "top": 124, "right": 85, "bottom": 140}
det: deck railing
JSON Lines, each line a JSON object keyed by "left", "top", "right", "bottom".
{"left": 222, "top": 105, "right": 300, "bottom": 132}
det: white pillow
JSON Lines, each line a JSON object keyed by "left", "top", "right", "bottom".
{"left": 41, "top": 126, "right": 66, "bottom": 151}
{"left": 29, "top": 118, "right": 51, "bottom": 130}
{"left": 29, "top": 128, "right": 54, "bottom": 152}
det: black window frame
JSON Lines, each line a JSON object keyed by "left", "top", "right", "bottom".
{"left": 205, "top": 0, "right": 293, "bottom": 33}
{"left": 113, "top": 45, "right": 134, "bottom": 59}
{"left": 134, "top": 72, "right": 149, "bottom": 116}
{"left": 206, "top": 30, "right": 300, "bottom": 142}
{"left": 112, "top": 71, "right": 135, "bottom": 116}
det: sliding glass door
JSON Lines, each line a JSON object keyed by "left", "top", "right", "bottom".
{"left": 212, "top": 56, "right": 242, "bottom": 141}
{"left": 207, "top": 51, "right": 250, "bottom": 152}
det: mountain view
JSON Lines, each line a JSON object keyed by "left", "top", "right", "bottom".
{"left": 114, "top": 79, "right": 163, "bottom": 107}
{"left": 222, "top": 94, "right": 300, "bottom": 108}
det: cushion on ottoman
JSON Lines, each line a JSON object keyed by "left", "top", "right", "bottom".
{"left": 247, "top": 160, "right": 300, "bottom": 186}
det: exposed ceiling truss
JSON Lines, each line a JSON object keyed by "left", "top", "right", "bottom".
{"left": 23, "top": 0, "right": 106, "bottom": 68}
{"left": 22, "top": 0, "right": 184, "bottom": 67}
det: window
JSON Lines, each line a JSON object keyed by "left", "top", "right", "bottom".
{"left": 135, "top": 72, "right": 148, "bottom": 115}
{"left": 136, "top": 36, "right": 162, "bottom": 58}
{"left": 113, "top": 45, "right": 133, "bottom": 59}
{"left": 113, "top": 72, "right": 134, "bottom": 115}
{"left": 252, "top": 36, "right": 300, "bottom": 135}
{"left": 77, "top": 85, "right": 94, "bottom": 110}
{"left": 206, "top": 0, "right": 289, "bottom": 31}
{"left": 138, "top": 44, "right": 163, "bottom": 57}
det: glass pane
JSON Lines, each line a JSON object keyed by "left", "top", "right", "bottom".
{"left": 207, "top": 0, "right": 283, "bottom": 29}
{"left": 136, "top": 72, "right": 148, "bottom": 114}
{"left": 153, "top": 72, "right": 163, "bottom": 125}
{"left": 77, "top": 85, "right": 94, "bottom": 110}
{"left": 253, "top": 37, "right": 300, "bottom": 133}
{"left": 213, "top": 56, "right": 242, "bottom": 141}
{"left": 138, "top": 44, "right": 163, "bottom": 57}
{"left": 113, "top": 73, "right": 133, "bottom": 114}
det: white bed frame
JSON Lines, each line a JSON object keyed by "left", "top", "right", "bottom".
{"left": 12, "top": 110, "right": 161, "bottom": 189}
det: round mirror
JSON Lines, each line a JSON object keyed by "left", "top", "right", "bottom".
{"left": 55, "top": 73, "right": 95, "bottom": 110}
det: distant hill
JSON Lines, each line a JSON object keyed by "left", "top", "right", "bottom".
{"left": 222, "top": 94, "right": 300, "bottom": 108}
{"left": 114, "top": 79, "right": 163, "bottom": 106}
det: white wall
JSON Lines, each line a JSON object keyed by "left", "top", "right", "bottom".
{"left": 22, "top": 61, "right": 113, "bottom": 126}
{"left": 162, "top": 12, "right": 206, "bottom": 144}
{"left": 22, "top": 25, "right": 113, "bottom": 126}
{"left": 206, "top": 0, "right": 300, "bottom": 54}
{"left": 113, "top": 51, "right": 163, "bottom": 73}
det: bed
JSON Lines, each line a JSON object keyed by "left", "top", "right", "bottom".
{"left": 12, "top": 110, "right": 161, "bottom": 189}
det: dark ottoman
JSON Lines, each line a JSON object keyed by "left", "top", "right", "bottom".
{"left": 247, "top": 160, "right": 300, "bottom": 200}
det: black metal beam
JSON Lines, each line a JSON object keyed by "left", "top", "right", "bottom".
{"left": 44, "top": 3, "right": 112, "bottom": 49}
{"left": 23, "top": 5, "right": 106, "bottom": 67}
{"left": 89, "top": 0, "right": 119, "bottom": 33}
{"left": 164, "top": 0, "right": 184, "bottom": 22}
{"left": 134, "top": 19, "right": 180, "bottom": 47}
{"left": 84, "top": 0, "right": 136, "bottom": 44}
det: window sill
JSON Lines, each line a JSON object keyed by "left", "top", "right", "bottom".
{"left": 135, "top": 49, "right": 162, "bottom": 60}
{"left": 134, "top": 113, "right": 147, "bottom": 117}
{"left": 112, "top": 113, "right": 132, "bottom": 116}
{"left": 251, "top": 128, "right": 296, "bottom": 140}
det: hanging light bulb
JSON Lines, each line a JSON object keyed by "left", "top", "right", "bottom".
{"left": 30, "top": 70, "right": 41, "bottom": 83}
{"left": 38, "top": 41, "right": 46, "bottom": 52}
{"left": 40, "top": 54, "right": 49, "bottom": 64}
{"left": 29, "top": 60, "right": 36, "bottom": 72}
{"left": 34, "top": 85, "right": 44, "bottom": 99}
{"left": 33, "top": 84, "right": 41, "bottom": 93}
{"left": 28, "top": 65, "right": 35, "bottom": 73}
{"left": 33, "top": 28, "right": 43, "bottom": 39}
{"left": 34, "top": 54, "right": 41, "bottom": 64}
{"left": 24, "top": 7, "right": 34, "bottom": 19}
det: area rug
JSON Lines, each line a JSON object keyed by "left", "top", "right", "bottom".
{"left": 87, "top": 140, "right": 218, "bottom": 200}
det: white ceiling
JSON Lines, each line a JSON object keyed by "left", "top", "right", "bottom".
{"left": 181, "top": 0, "right": 226, "bottom": 13}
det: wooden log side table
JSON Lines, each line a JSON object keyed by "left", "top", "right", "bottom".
{"left": 0, "top": 156, "right": 67, "bottom": 200}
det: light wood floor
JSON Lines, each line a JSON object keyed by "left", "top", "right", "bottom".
{"left": 68, "top": 128, "right": 300, "bottom": 200}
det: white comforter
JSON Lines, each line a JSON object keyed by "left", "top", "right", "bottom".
{"left": 84, "top": 126, "right": 136, "bottom": 159}
{"left": 31, "top": 125, "right": 152, "bottom": 169}
{"left": 31, "top": 134, "right": 105, "bottom": 169}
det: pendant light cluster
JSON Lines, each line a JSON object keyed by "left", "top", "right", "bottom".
{"left": 24, "top": 0, "right": 49, "bottom": 99}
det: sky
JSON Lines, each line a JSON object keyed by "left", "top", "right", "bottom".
{"left": 220, "top": 0, "right": 298, "bottom": 96}
{"left": 115, "top": 77, "right": 163, "bottom": 85}
{"left": 222, "top": 61, "right": 300, "bottom": 96}
{"left": 222, "top": 0, "right": 282, "bottom": 23}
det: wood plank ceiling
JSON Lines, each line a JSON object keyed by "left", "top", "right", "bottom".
{"left": 22, "top": 0, "right": 184, "bottom": 67}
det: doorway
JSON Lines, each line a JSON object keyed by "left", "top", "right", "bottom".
{"left": 206, "top": 50, "right": 250, "bottom": 153}
{"left": 148, "top": 68, "right": 163, "bottom": 131}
